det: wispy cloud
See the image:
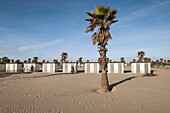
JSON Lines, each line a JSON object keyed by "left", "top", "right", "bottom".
{"left": 120, "top": 0, "right": 170, "bottom": 22}
{"left": 17, "top": 39, "right": 63, "bottom": 52}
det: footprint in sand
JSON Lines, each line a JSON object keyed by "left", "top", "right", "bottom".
{"left": 115, "top": 107, "right": 120, "bottom": 111}
{"left": 12, "top": 93, "right": 16, "bottom": 96}
{"left": 77, "top": 102, "right": 85, "bottom": 104}
{"left": 100, "top": 104, "right": 110, "bottom": 108}
{"left": 16, "top": 90, "right": 20, "bottom": 93}
{"left": 67, "top": 106, "right": 72, "bottom": 108}
{"left": 53, "top": 97, "right": 57, "bottom": 99}
{"left": 36, "top": 95, "right": 40, "bottom": 97}
{"left": 70, "top": 99, "right": 75, "bottom": 102}
{"left": 91, "top": 103, "right": 96, "bottom": 105}
{"left": 83, "top": 107, "right": 92, "bottom": 110}
{"left": 25, "top": 92, "right": 30, "bottom": 95}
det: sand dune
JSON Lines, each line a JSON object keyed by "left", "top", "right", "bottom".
{"left": 0, "top": 68, "right": 170, "bottom": 113}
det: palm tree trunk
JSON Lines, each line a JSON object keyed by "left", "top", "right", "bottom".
{"left": 161, "top": 62, "right": 163, "bottom": 68}
{"left": 99, "top": 46, "right": 110, "bottom": 92}
{"left": 139, "top": 56, "right": 142, "bottom": 62}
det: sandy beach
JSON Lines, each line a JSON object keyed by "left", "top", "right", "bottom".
{"left": 0, "top": 68, "right": 170, "bottom": 113}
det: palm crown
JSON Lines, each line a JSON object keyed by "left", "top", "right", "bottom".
{"left": 85, "top": 5, "right": 118, "bottom": 46}
{"left": 137, "top": 51, "right": 145, "bottom": 57}
{"left": 160, "top": 58, "right": 163, "bottom": 62}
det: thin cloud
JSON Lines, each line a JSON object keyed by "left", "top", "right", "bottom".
{"left": 120, "top": 0, "right": 170, "bottom": 22}
{"left": 17, "top": 39, "right": 63, "bottom": 52}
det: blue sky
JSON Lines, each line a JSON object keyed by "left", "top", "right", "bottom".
{"left": 0, "top": 0, "right": 170, "bottom": 62}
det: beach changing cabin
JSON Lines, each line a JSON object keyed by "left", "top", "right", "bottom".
{"left": 42, "top": 63, "right": 58, "bottom": 73}
{"left": 63, "top": 62, "right": 78, "bottom": 73}
{"left": 131, "top": 62, "right": 151, "bottom": 73}
{"left": 6, "top": 63, "right": 23, "bottom": 72}
{"left": 0, "top": 63, "right": 5, "bottom": 72}
{"left": 85, "top": 62, "right": 99, "bottom": 73}
{"left": 24, "top": 63, "right": 39, "bottom": 72}
{"left": 108, "top": 62, "right": 124, "bottom": 73}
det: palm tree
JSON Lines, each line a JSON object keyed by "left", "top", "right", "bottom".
{"left": 78, "top": 57, "right": 83, "bottom": 67}
{"left": 164, "top": 60, "right": 166, "bottom": 64}
{"left": 28, "top": 58, "right": 31, "bottom": 63}
{"left": 2, "top": 56, "right": 8, "bottom": 63}
{"left": 7, "top": 59, "right": 10, "bottom": 63}
{"left": 61, "top": 52, "right": 68, "bottom": 64}
{"left": 120, "top": 57, "right": 125, "bottom": 63}
{"left": 11, "top": 59, "right": 14, "bottom": 63}
{"left": 15, "top": 59, "right": 20, "bottom": 63}
{"left": 42, "top": 60, "right": 45, "bottom": 63}
{"left": 85, "top": 5, "right": 118, "bottom": 93}
{"left": 32, "top": 57, "right": 38, "bottom": 63}
{"left": 54, "top": 59, "right": 58, "bottom": 63}
{"left": 148, "top": 58, "right": 151, "bottom": 63}
{"left": 137, "top": 51, "right": 145, "bottom": 62}
{"left": 151, "top": 61, "right": 154, "bottom": 65}
{"left": 34, "top": 57, "right": 38, "bottom": 60}
{"left": 24, "top": 60, "right": 27, "bottom": 63}
{"left": 156, "top": 60, "right": 159, "bottom": 65}
{"left": 160, "top": 58, "right": 163, "bottom": 68}
{"left": 144, "top": 57, "right": 148, "bottom": 62}
{"left": 168, "top": 60, "right": 170, "bottom": 64}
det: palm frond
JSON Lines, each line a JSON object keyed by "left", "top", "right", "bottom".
{"left": 110, "top": 20, "right": 118, "bottom": 24}
{"left": 104, "top": 31, "right": 112, "bottom": 40}
{"left": 96, "top": 14, "right": 104, "bottom": 20}
{"left": 84, "top": 18, "right": 93, "bottom": 21}
{"left": 104, "top": 22, "right": 110, "bottom": 26}
{"left": 92, "top": 32, "right": 98, "bottom": 45}
{"left": 85, "top": 11, "right": 95, "bottom": 17}
{"left": 106, "top": 12, "right": 116, "bottom": 22}
{"left": 111, "top": 9, "right": 119, "bottom": 15}
{"left": 105, "top": 5, "right": 110, "bottom": 13}
{"left": 86, "top": 28, "right": 93, "bottom": 33}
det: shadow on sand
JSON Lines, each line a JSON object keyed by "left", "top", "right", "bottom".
{"left": 0, "top": 72, "right": 32, "bottom": 78}
{"left": 109, "top": 76, "right": 137, "bottom": 91}
{"left": 0, "top": 70, "right": 86, "bottom": 79}
{"left": 109, "top": 70, "right": 158, "bottom": 91}
{"left": 0, "top": 73, "right": 13, "bottom": 78}
{"left": 124, "top": 70, "right": 131, "bottom": 73}
{"left": 26, "top": 73, "right": 75, "bottom": 79}
{"left": 23, "top": 70, "right": 86, "bottom": 79}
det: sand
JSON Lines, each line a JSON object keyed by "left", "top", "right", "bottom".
{"left": 0, "top": 68, "right": 170, "bottom": 113}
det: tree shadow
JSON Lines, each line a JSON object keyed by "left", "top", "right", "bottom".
{"left": 109, "top": 70, "right": 158, "bottom": 91}
{"left": 0, "top": 73, "right": 12, "bottom": 78}
{"left": 109, "top": 76, "right": 138, "bottom": 91}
